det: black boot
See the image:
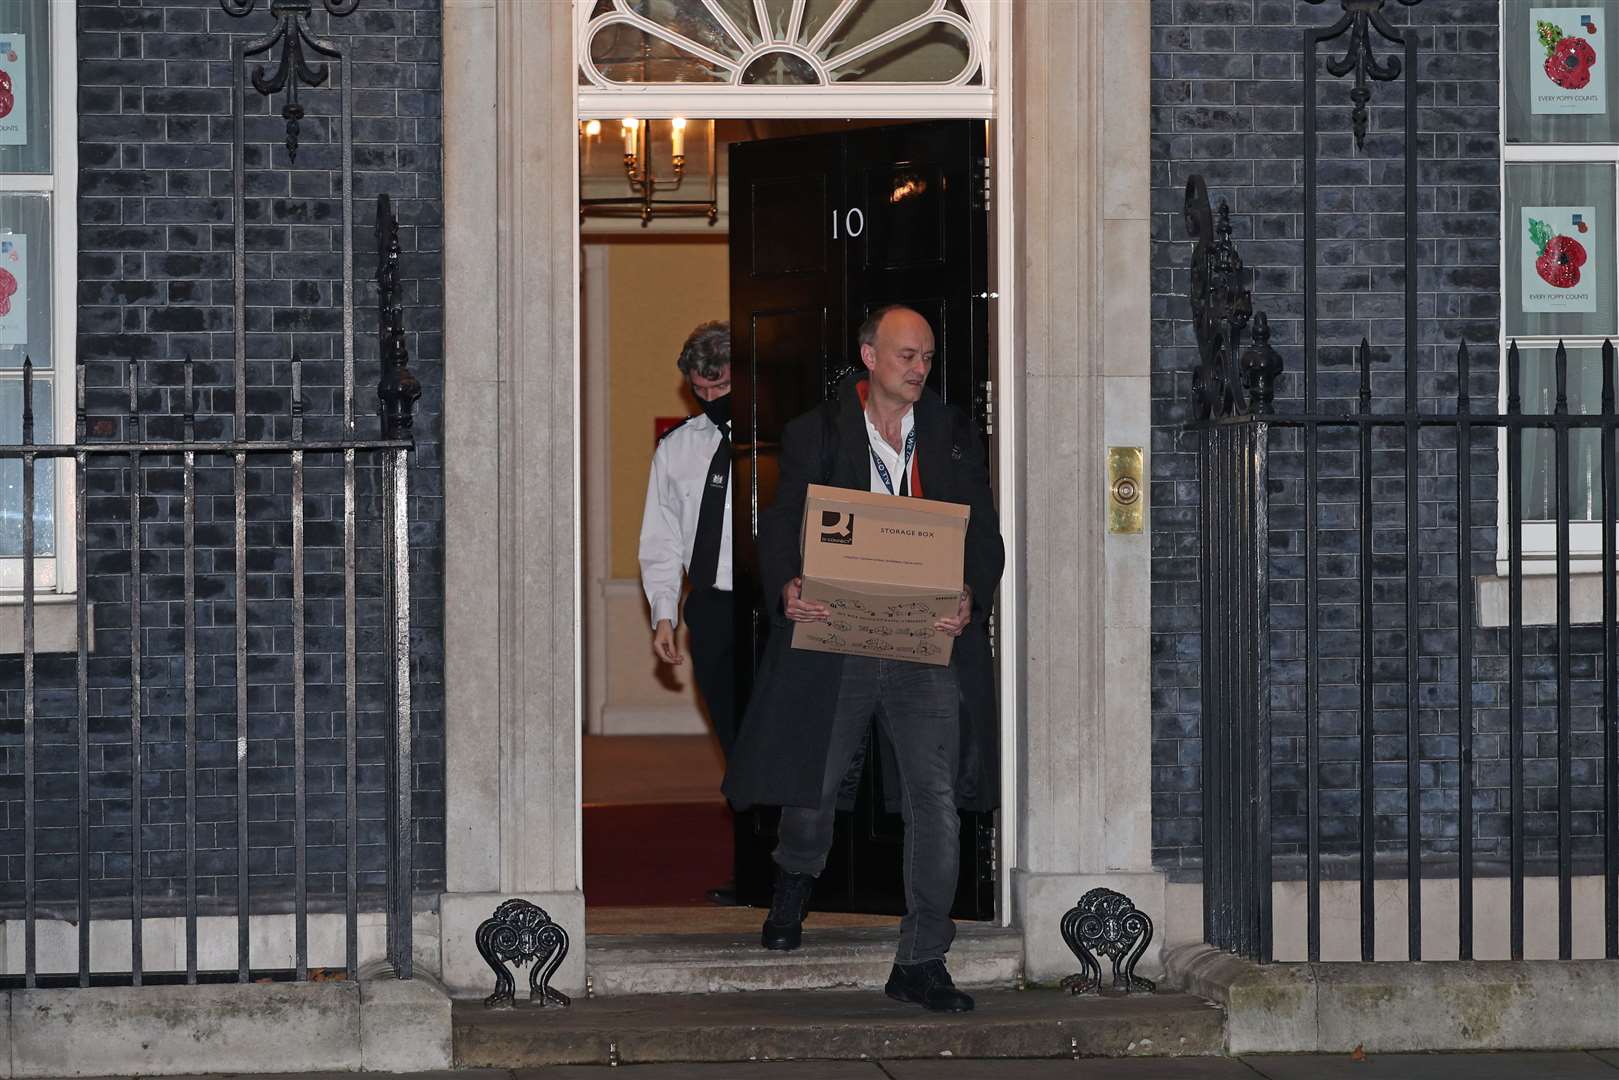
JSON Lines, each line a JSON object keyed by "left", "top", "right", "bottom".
{"left": 885, "top": 959, "right": 975, "bottom": 1012}
{"left": 760, "top": 867, "right": 815, "bottom": 951}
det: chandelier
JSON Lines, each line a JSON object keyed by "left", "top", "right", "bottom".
{"left": 579, "top": 116, "right": 719, "bottom": 226}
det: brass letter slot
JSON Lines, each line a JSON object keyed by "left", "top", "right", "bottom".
{"left": 1107, "top": 446, "right": 1144, "bottom": 535}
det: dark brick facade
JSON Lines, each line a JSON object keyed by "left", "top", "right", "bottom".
{"left": 0, "top": 0, "right": 443, "bottom": 916}
{"left": 1151, "top": 0, "right": 1513, "bottom": 876}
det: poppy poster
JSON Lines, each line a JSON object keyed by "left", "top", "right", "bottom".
{"left": 0, "top": 35, "right": 25, "bottom": 146}
{"left": 1522, "top": 206, "right": 1598, "bottom": 314}
{"left": 0, "top": 234, "right": 26, "bottom": 346}
{"left": 1532, "top": 9, "right": 1605, "bottom": 115}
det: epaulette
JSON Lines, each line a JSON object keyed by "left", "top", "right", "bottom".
{"left": 657, "top": 414, "right": 698, "bottom": 442}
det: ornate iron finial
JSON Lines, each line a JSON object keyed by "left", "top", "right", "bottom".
{"left": 1186, "top": 176, "right": 1283, "bottom": 421}
{"left": 1305, "top": 0, "right": 1422, "bottom": 152}
{"left": 375, "top": 194, "right": 421, "bottom": 439}
{"left": 1059, "top": 888, "right": 1156, "bottom": 995}
{"left": 1242, "top": 313, "right": 1284, "bottom": 414}
{"left": 475, "top": 899, "right": 571, "bottom": 1009}
{"left": 220, "top": 0, "right": 359, "bottom": 163}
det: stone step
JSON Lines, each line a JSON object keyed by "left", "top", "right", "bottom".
{"left": 452, "top": 987, "right": 1227, "bottom": 1067}
{"left": 583, "top": 926, "right": 1025, "bottom": 996}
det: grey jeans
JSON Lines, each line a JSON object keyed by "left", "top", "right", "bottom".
{"left": 773, "top": 656, "right": 961, "bottom": 965}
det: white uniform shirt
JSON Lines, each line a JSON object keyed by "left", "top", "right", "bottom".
{"left": 863, "top": 407, "right": 916, "bottom": 495}
{"left": 638, "top": 412, "right": 733, "bottom": 629}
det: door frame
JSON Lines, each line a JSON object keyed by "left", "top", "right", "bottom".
{"left": 573, "top": 3, "right": 1022, "bottom": 924}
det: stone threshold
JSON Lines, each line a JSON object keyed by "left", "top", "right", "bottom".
{"left": 583, "top": 925, "right": 1024, "bottom": 996}
{"left": 451, "top": 987, "right": 1226, "bottom": 1067}
{"left": 1164, "top": 942, "right": 1619, "bottom": 1055}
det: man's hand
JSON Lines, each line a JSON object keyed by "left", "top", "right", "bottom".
{"left": 652, "top": 619, "right": 683, "bottom": 664}
{"left": 782, "top": 577, "right": 831, "bottom": 623}
{"left": 934, "top": 585, "right": 973, "bottom": 638}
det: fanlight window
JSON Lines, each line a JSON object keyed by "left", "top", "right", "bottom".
{"left": 580, "top": 0, "right": 987, "bottom": 87}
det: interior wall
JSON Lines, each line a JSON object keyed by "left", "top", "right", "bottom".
{"left": 600, "top": 239, "right": 731, "bottom": 579}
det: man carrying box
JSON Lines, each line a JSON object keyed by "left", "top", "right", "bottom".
{"left": 722, "top": 305, "right": 1004, "bottom": 1013}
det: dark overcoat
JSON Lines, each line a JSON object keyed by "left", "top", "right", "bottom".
{"left": 721, "top": 371, "right": 1005, "bottom": 813}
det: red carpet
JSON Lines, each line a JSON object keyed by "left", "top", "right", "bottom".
{"left": 583, "top": 801, "right": 734, "bottom": 906}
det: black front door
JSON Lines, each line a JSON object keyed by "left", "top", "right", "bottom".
{"left": 729, "top": 119, "right": 994, "bottom": 919}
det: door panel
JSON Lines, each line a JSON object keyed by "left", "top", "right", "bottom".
{"left": 860, "top": 164, "right": 947, "bottom": 269}
{"left": 729, "top": 133, "right": 842, "bottom": 681}
{"left": 729, "top": 120, "right": 994, "bottom": 921}
{"left": 751, "top": 176, "right": 830, "bottom": 277}
{"left": 845, "top": 121, "right": 987, "bottom": 415}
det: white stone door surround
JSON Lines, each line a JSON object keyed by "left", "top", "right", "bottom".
{"left": 438, "top": 0, "right": 1158, "bottom": 996}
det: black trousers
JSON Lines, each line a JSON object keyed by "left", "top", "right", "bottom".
{"left": 773, "top": 657, "right": 962, "bottom": 964}
{"left": 683, "top": 587, "right": 737, "bottom": 756}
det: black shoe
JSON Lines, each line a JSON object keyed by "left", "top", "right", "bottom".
{"left": 760, "top": 867, "right": 815, "bottom": 951}
{"left": 885, "top": 959, "right": 975, "bottom": 1012}
{"left": 704, "top": 883, "right": 737, "bottom": 906}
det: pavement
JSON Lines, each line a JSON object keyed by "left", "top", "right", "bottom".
{"left": 73, "top": 1056, "right": 1619, "bottom": 1079}
{"left": 430, "top": 1056, "right": 1614, "bottom": 1079}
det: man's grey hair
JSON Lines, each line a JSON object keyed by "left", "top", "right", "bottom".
{"left": 677, "top": 321, "right": 730, "bottom": 380}
{"left": 856, "top": 304, "right": 922, "bottom": 350}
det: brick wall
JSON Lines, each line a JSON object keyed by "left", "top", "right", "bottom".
{"left": 1151, "top": 0, "right": 1507, "bottom": 876}
{"left": 0, "top": 0, "right": 443, "bottom": 916}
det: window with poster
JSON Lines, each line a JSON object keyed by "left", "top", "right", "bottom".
{"left": 1503, "top": 1, "right": 1619, "bottom": 563}
{"left": 0, "top": 0, "right": 72, "bottom": 595}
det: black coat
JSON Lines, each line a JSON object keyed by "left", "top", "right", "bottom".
{"left": 722, "top": 372, "right": 1005, "bottom": 813}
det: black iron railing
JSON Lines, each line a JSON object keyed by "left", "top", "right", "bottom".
{"left": 0, "top": 0, "right": 420, "bottom": 987}
{"left": 0, "top": 190, "right": 417, "bottom": 987}
{"left": 1191, "top": 0, "right": 1619, "bottom": 964}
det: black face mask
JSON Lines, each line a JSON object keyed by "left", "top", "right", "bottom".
{"left": 700, "top": 392, "right": 732, "bottom": 429}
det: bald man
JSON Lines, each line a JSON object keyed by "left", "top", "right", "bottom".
{"left": 723, "top": 305, "right": 1004, "bottom": 1012}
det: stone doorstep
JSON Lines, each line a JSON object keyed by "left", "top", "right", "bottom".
{"left": 450, "top": 988, "right": 1227, "bottom": 1068}
{"left": 2, "top": 977, "right": 452, "bottom": 1078}
{"left": 1163, "top": 943, "right": 1619, "bottom": 1056}
{"left": 583, "top": 926, "right": 1025, "bottom": 996}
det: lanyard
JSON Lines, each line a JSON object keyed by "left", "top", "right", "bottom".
{"left": 870, "top": 426, "right": 916, "bottom": 497}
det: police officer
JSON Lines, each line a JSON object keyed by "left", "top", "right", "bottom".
{"left": 638, "top": 320, "right": 737, "bottom": 755}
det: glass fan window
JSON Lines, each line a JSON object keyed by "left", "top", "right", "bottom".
{"left": 580, "top": 0, "right": 986, "bottom": 88}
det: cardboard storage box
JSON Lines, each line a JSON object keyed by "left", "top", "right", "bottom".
{"left": 791, "top": 483, "right": 969, "bottom": 666}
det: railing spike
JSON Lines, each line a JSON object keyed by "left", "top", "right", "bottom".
{"left": 290, "top": 352, "right": 303, "bottom": 440}
{"left": 1604, "top": 339, "right": 1615, "bottom": 416}
{"left": 21, "top": 356, "right": 33, "bottom": 447}
{"left": 1555, "top": 340, "right": 1569, "bottom": 416}
{"left": 1507, "top": 340, "right": 1522, "bottom": 415}
{"left": 376, "top": 193, "right": 421, "bottom": 439}
{"left": 1456, "top": 341, "right": 1471, "bottom": 415}
{"left": 182, "top": 354, "right": 196, "bottom": 441}
{"left": 1358, "top": 338, "right": 1372, "bottom": 414}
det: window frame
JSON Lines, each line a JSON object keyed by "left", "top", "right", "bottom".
{"left": 1498, "top": 43, "right": 1619, "bottom": 572}
{"left": 0, "top": 0, "right": 75, "bottom": 596}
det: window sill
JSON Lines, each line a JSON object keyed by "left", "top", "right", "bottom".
{"left": 0, "top": 594, "right": 92, "bottom": 655}
{"left": 1478, "top": 572, "right": 1616, "bottom": 628}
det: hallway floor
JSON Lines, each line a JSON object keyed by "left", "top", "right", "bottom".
{"left": 582, "top": 734, "right": 905, "bottom": 932}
